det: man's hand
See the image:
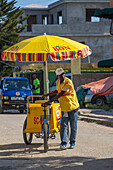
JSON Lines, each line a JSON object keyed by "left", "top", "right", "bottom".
{"left": 42, "top": 101, "right": 52, "bottom": 106}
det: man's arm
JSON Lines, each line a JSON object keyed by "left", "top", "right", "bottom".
{"left": 35, "top": 79, "right": 40, "bottom": 90}
{"left": 42, "top": 90, "right": 58, "bottom": 98}
{"left": 43, "top": 91, "right": 65, "bottom": 106}
{"left": 32, "top": 85, "right": 40, "bottom": 93}
{"left": 34, "top": 84, "right": 40, "bottom": 90}
{"left": 32, "top": 79, "right": 40, "bottom": 92}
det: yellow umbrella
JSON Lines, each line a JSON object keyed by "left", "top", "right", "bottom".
{"left": 2, "top": 34, "right": 92, "bottom": 61}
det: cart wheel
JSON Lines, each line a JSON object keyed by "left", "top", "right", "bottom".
{"left": 44, "top": 124, "right": 48, "bottom": 153}
{"left": 23, "top": 118, "right": 33, "bottom": 145}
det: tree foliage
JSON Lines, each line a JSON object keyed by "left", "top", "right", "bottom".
{"left": 0, "top": 0, "right": 29, "bottom": 77}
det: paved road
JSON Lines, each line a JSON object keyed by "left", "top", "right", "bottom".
{"left": 0, "top": 113, "right": 113, "bottom": 170}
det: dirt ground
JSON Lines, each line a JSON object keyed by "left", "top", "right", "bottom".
{"left": 0, "top": 113, "right": 113, "bottom": 170}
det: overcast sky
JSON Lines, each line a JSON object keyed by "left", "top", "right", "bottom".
{"left": 8, "top": 0, "right": 57, "bottom": 7}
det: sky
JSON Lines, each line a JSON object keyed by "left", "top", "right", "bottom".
{"left": 8, "top": 0, "right": 58, "bottom": 7}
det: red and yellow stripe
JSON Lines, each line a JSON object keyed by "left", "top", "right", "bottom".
{"left": 1, "top": 47, "right": 91, "bottom": 62}
{"left": 50, "top": 51, "right": 77, "bottom": 61}
{"left": 2, "top": 52, "right": 16, "bottom": 61}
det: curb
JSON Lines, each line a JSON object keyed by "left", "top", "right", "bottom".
{"left": 78, "top": 110, "right": 113, "bottom": 127}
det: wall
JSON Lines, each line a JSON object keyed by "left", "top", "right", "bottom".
{"left": 21, "top": 0, "right": 113, "bottom": 63}
{"left": 22, "top": 9, "right": 49, "bottom": 32}
{"left": 68, "top": 35, "right": 113, "bottom": 63}
{"left": 48, "top": 3, "right": 67, "bottom": 24}
{"left": 110, "top": 0, "right": 113, "bottom": 7}
{"left": 112, "top": 45, "right": 113, "bottom": 58}
{"left": 67, "top": 2, "right": 110, "bottom": 34}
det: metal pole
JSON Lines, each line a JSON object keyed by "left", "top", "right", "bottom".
{"left": 45, "top": 60, "right": 49, "bottom": 94}
{"left": 43, "top": 61, "right": 49, "bottom": 95}
{"left": 43, "top": 61, "right": 46, "bottom": 94}
{"left": 88, "top": 56, "right": 91, "bottom": 63}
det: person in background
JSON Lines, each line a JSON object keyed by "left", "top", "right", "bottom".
{"left": 42, "top": 68, "right": 79, "bottom": 150}
{"left": 32, "top": 74, "right": 40, "bottom": 101}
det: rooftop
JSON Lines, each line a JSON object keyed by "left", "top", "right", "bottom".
{"left": 23, "top": 4, "right": 48, "bottom": 9}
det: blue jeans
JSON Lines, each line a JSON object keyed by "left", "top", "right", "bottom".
{"left": 61, "top": 109, "right": 78, "bottom": 145}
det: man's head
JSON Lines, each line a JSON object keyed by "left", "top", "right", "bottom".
{"left": 56, "top": 68, "right": 65, "bottom": 82}
{"left": 56, "top": 68, "right": 64, "bottom": 76}
{"left": 33, "top": 74, "right": 37, "bottom": 79}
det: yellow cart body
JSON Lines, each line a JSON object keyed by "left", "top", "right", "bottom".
{"left": 25, "top": 100, "right": 61, "bottom": 133}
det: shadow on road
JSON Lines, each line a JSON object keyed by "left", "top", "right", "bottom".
{"left": 0, "top": 143, "right": 43, "bottom": 156}
{"left": 0, "top": 148, "right": 113, "bottom": 170}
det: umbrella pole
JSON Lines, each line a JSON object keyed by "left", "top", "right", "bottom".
{"left": 43, "top": 61, "right": 49, "bottom": 96}
{"left": 45, "top": 60, "right": 49, "bottom": 94}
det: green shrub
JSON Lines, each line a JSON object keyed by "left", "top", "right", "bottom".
{"left": 85, "top": 103, "right": 112, "bottom": 111}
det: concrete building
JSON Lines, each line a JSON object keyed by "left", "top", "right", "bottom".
{"left": 20, "top": 0, "right": 113, "bottom": 63}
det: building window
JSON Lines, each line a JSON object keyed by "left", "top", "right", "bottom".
{"left": 50, "top": 14, "right": 53, "bottom": 24}
{"left": 27, "top": 15, "right": 37, "bottom": 32}
{"left": 86, "top": 9, "right": 100, "bottom": 22}
{"left": 57, "top": 11, "right": 62, "bottom": 24}
{"left": 42, "top": 16, "right": 48, "bottom": 25}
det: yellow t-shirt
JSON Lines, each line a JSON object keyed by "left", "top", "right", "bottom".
{"left": 57, "top": 77, "right": 79, "bottom": 112}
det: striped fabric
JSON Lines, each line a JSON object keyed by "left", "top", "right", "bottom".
{"left": 61, "top": 90, "right": 74, "bottom": 97}
{"left": 61, "top": 81, "right": 74, "bottom": 97}
{"left": 2, "top": 52, "right": 16, "bottom": 61}
{"left": 2, "top": 47, "right": 91, "bottom": 61}
{"left": 2, "top": 52, "right": 49, "bottom": 62}
{"left": 16, "top": 53, "right": 48, "bottom": 62}
{"left": 77, "top": 47, "right": 92, "bottom": 58}
{"left": 50, "top": 51, "right": 77, "bottom": 61}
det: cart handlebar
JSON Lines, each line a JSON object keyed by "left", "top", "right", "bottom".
{"left": 41, "top": 103, "right": 47, "bottom": 107}
{"left": 27, "top": 95, "right": 43, "bottom": 104}
{"left": 41, "top": 103, "right": 52, "bottom": 107}
{"left": 27, "top": 95, "right": 43, "bottom": 114}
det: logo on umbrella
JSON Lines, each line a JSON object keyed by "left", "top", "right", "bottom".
{"left": 52, "top": 46, "right": 71, "bottom": 51}
{"left": 8, "top": 46, "right": 19, "bottom": 52}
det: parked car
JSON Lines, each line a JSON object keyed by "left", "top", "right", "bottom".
{"left": 84, "top": 89, "right": 113, "bottom": 106}
{"left": 77, "top": 76, "right": 113, "bottom": 106}
{"left": 76, "top": 86, "right": 113, "bottom": 106}
{"left": 0, "top": 77, "right": 33, "bottom": 113}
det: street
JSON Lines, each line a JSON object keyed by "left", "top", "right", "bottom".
{"left": 0, "top": 113, "right": 113, "bottom": 170}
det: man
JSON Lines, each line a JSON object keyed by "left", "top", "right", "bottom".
{"left": 32, "top": 74, "right": 40, "bottom": 101}
{"left": 42, "top": 68, "right": 79, "bottom": 150}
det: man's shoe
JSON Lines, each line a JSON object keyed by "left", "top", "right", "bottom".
{"left": 70, "top": 144, "right": 75, "bottom": 149}
{"left": 60, "top": 145, "right": 67, "bottom": 150}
